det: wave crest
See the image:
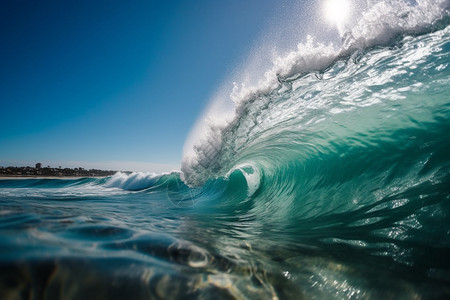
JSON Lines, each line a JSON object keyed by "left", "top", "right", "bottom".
{"left": 104, "top": 172, "right": 161, "bottom": 191}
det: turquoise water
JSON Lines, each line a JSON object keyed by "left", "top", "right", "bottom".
{"left": 1, "top": 2, "right": 450, "bottom": 299}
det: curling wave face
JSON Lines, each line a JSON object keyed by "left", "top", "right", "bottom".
{"left": 181, "top": 0, "right": 450, "bottom": 187}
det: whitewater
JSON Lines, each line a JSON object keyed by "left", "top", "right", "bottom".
{"left": 1, "top": 0, "right": 450, "bottom": 299}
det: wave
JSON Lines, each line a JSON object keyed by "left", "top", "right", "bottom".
{"left": 171, "top": 1, "right": 450, "bottom": 279}
{"left": 0, "top": 173, "right": 176, "bottom": 192}
{"left": 181, "top": 0, "right": 450, "bottom": 187}
{"left": 2, "top": 2, "right": 450, "bottom": 297}
{"left": 0, "top": 177, "right": 105, "bottom": 189}
{"left": 104, "top": 172, "right": 162, "bottom": 191}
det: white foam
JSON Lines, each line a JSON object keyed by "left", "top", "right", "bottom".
{"left": 104, "top": 172, "right": 160, "bottom": 191}
{"left": 230, "top": 36, "right": 338, "bottom": 106}
{"left": 341, "top": 0, "right": 450, "bottom": 52}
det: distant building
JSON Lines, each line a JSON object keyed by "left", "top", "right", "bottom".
{"left": 36, "top": 163, "right": 42, "bottom": 169}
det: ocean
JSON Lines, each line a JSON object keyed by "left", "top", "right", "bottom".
{"left": 1, "top": 1, "right": 450, "bottom": 299}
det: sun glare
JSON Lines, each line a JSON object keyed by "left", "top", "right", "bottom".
{"left": 324, "top": 0, "right": 351, "bottom": 26}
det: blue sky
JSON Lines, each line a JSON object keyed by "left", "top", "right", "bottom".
{"left": 0, "top": 0, "right": 327, "bottom": 172}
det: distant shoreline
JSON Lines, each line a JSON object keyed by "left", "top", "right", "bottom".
{"left": 0, "top": 175, "right": 108, "bottom": 180}
{"left": 0, "top": 165, "right": 122, "bottom": 178}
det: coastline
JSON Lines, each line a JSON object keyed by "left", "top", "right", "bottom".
{"left": 0, "top": 175, "right": 108, "bottom": 180}
{"left": 0, "top": 166, "right": 120, "bottom": 178}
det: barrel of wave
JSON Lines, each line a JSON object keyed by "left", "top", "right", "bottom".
{"left": 225, "top": 163, "right": 262, "bottom": 198}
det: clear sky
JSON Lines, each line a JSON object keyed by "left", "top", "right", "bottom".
{"left": 0, "top": 0, "right": 329, "bottom": 172}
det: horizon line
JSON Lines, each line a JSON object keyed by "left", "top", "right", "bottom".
{"left": 0, "top": 160, "right": 180, "bottom": 174}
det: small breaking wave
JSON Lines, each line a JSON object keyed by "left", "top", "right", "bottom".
{"left": 104, "top": 172, "right": 162, "bottom": 191}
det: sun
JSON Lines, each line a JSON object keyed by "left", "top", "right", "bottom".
{"left": 323, "top": 0, "right": 351, "bottom": 26}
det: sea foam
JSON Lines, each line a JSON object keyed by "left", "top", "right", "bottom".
{"left": 105, "top": 172, "right": 161, "bottom": 191}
